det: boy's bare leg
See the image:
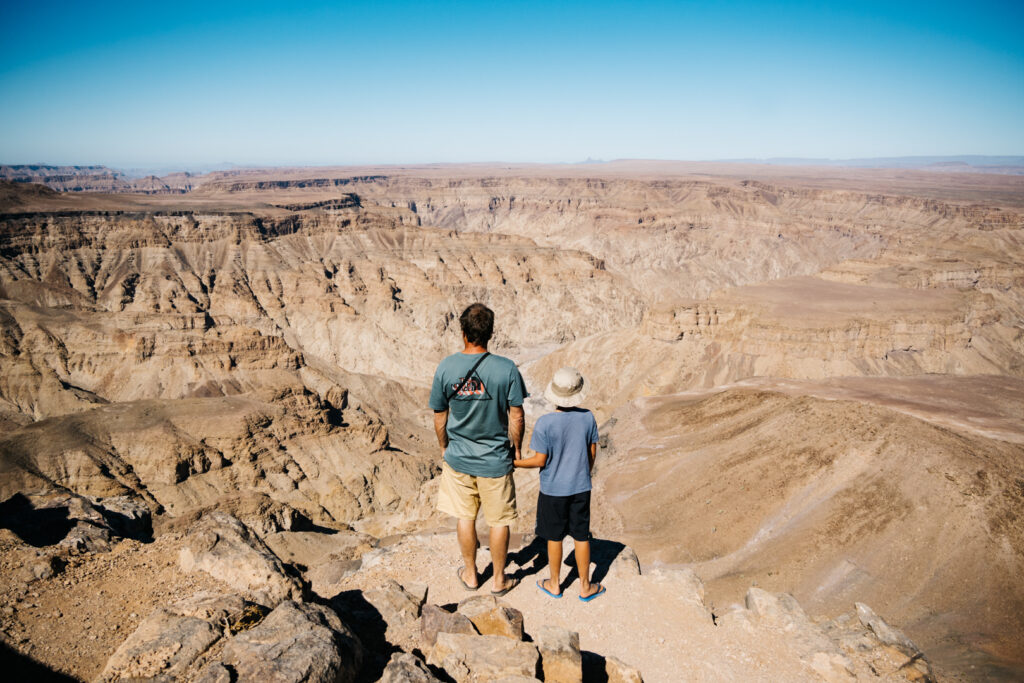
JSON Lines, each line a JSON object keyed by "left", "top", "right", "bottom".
{"left": 543, "top": 539, "right": 563, "bottom": 595}
{"left": 456, "top": 518, "right": 479, "bottom": 588}
{"left": 489, "top": 525, "right": 511, "bottom": 591}
{"left": 574, "top": 539, "right": 602, "bottom": 598}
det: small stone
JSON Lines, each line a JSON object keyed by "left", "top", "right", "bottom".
{"left": 402, "top": 582, "right": 429, "bottom": 609}
{"left": 457, "top": 595, "right": 524, "bottom": 640}
{"left": 421, "top": 604, "right": 477, "bottom": 647}
{"left": 381, "top": 652, "right": 442, "bottom": 682}
{"left": 605, "top": 655, "right": 644, "bottom": 683}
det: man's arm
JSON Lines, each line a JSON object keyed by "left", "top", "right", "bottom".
{"left": 434, "top": 409, "right": 449, "bottom": 458}
{"left": 588, "top": 442, "right": 597, "bottom": 472}
{"left": 508, "top": 405, "right": 525, "bottom": 458}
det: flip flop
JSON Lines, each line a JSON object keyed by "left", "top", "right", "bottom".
{"left": 536, "top": 579, "right": 563, "bottom": 599}
{"left": 579, "top": 584, "right": 606, "bottom": 602}
{"left": 457, "top": 567, "right": 479, "bottom": 591}
{"left": 491, "top": 577, "right": 519, "bottom": 597}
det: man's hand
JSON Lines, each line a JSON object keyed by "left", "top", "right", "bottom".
{"left": 434, "top": 409, "right": 449, "bottom": 458}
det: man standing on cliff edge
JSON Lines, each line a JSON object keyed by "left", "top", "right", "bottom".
{"left": 430, "top": 302, "right": 526, "bottom": 595}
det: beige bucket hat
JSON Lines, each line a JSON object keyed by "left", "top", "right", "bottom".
{"left": 544, "top": 367, "right": 587, "bottom": 408}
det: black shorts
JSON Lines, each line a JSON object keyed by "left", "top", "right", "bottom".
{"left": 535, "top": 490, "right": 591, "bottom": 542}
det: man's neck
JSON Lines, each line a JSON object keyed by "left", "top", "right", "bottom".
{"left": 462, "top": 342, "right": 488, "bottom": 355}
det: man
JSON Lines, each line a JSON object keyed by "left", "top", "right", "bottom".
{"left": 430, "top": 302, "right": 527, "bottom": 595}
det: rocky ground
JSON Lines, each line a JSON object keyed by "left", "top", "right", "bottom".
{"left": 0, "top": 529, "right": 233, "bottom": 679}
{"left": 0, "top": 498, "right": 937, "bottom": 682}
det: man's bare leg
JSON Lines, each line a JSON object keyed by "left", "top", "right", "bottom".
{"left": 489, "top": 525, "right": 511, "bottom": 591}
{"left": 542, "top": 539, "right": 563, "bottom": 595}
{"left": 574, "top": 539, "right": 602, "bottom": 598}
{"left": 457, "top": 518, "right": 479, "bottom": 588}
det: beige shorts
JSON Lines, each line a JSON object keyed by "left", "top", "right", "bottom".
{"left": 437, "top": 461, "right": 517, "bottom": 526}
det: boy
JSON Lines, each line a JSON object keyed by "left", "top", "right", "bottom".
{"left": 514, "top": 367, "right": 606, "bottom": 601}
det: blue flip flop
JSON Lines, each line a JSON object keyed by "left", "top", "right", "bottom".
{"left": 579, "top": 585, "right": 606, "bottom": 602}
{"left": 537, "top": 579, "right": 563, "bottom": 599}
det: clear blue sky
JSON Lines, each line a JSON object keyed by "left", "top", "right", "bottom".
{"left": 1, "top": 1, "right": 1021, "bottom": 166}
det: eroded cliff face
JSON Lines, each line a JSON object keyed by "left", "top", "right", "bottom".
{"left": 200, "top": 174, "right": 1023, "bottom": 302}
{"left": 1, "top": 169, "right": 1023, "bottom": 678}
{"left": 0, "top": 199, "right": 642, "bottom": 535}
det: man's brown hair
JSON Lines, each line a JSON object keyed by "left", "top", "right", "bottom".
{"left": 460, "top": 303, "right": 494, "bottom": 347}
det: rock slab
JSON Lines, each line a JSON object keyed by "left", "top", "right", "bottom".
{"left": 214, "top": 600, "right": 362, "bottom": 683}
{"left": 534, "top": 625, "right": 581, "bottom": 683}
{"left": 420, "top": 603, "right": 478, "bottom": 647}
{"left": 456, "top": 595, "right": 524, "bottom": 640}
{"left": 381, "top": 652, "right": 442, "bottom": 682}
{"left": 179, "top": 511, "right": 302, "bottom": 607}
{"left": 428, "top": 632, "right": 539, "bottom": 683}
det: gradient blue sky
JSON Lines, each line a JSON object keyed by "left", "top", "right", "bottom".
{"left": 1, "top": 1, "right": 1022, "bottom": 166}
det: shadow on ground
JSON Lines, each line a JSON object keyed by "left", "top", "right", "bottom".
{"left": 509, "top": 536, "right": 627, "bottom": 592}
{"left": 0, "top": 641, "right": 77, "bottom": 682}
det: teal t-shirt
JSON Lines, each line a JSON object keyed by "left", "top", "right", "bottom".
{"left": 429, "top": 352, "right": 528, "bottom": 477}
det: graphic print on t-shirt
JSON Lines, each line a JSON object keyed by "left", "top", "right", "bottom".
{"left": 451, "top": 374, "right": 491, "bottom": 400}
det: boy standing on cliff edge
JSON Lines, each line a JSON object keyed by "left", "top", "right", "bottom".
{"left": 514, "top": 366, "right": 606, "bottom": 601}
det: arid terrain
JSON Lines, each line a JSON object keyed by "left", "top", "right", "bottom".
{"left": 0, "top": 162, "right": 1022, "bottom": 682}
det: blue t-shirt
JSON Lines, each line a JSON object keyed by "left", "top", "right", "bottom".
{"left": 429, "top": 352, "right": 528, "bottom": 478}
{"left": 529, "top": 408, "right": 599, "bottom": 496}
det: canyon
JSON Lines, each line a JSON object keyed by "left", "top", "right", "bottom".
{"left": 0, "top": 162, "right": 1022, "bottom": 681}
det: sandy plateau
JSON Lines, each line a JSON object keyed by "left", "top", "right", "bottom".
{"left": 0, "top": 162, "right": 1022, "bottom": 682}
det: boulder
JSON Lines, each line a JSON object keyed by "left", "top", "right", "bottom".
{"left": 92, "top": 494, "right": 153, "bottom": 539}
{"left": 179, "top": 511, "right": 302, "bottom": 607}
{"left": 215, "top": 601, "right": 362, "bottom": 683}
{"left": 380, "top": 652, "right": 442, "bottom": 682}
{"left": 456, "top": 595, "right": 524, "bottom": 640}
{"left": 97, "top": 592, "right": 256, "bottom": 682}
{"left": 745, "top": 588, "right": 854, "bottom": 682}
{"left": 98, "top": 608, "right": 221, "bottom": 681}
{"left": 421, "top": 603, "right": 478, "bottom": 647}
{"left": 403, "top": 582, "right": 429, "bottom": 609}
{"left": 534, "top": 625, "right": 581, "bottom": 683}
{"left": 428, "top": 632, "right": 539, "bottom": 682}
{"left": 855, "top": 603, "right": 935, "bottom": 681}
{"left": 306, "top": 556, "right": 364, "bottom": 596}
{"left": 605, "top": 656, "right": 643, "bottom": 683}
{"left": 605, "top": 545, "right": 642, "bottom": 579}
{"left": 855, "top": 603, "right": 919, "bottom": 656}
{"left": 364, "top": 579, "right": 424, "bottom": 634}
{"left": 263, "top": 529, "right": 375, "bottom": 568}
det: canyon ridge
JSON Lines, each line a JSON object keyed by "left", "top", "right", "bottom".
{"left": 0, "top": 161, "right": 1021, "bottom": 682}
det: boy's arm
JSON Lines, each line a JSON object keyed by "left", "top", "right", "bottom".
{"left": 588, "top": 442, "right": 597, "bottom": 472}
{"left": 514, "top": 450, "right": 548, "bottom": 468}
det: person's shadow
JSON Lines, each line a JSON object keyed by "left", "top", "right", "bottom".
{"left": 508, "top": 536, "right": 628, "bottom": 593}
